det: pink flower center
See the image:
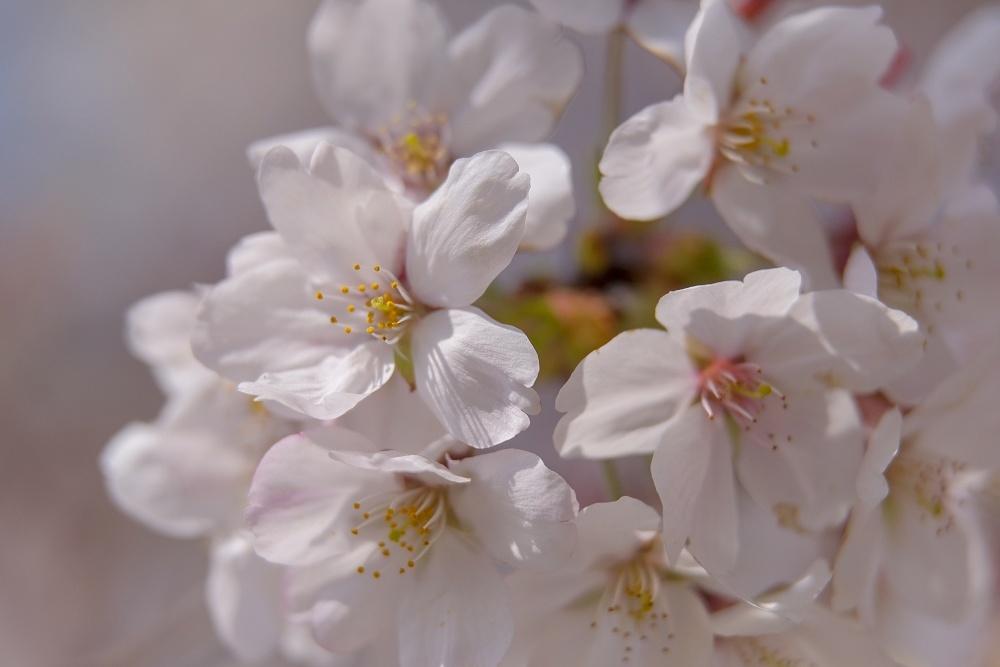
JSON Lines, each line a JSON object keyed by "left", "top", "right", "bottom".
{"left": 697, "top": 357, "right": 780, "bottom": 428}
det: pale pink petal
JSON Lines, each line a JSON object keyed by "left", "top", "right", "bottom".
{"left": 753, "top": 290, "right": 923, "bottom": 394}
{"left": 856, "top": 408, "right": 901, "bottom": 514}
{"left": 407, "top": 151, "right": 528, "bottom": 308}
{"left": 239, "top": 340, "right": 395, "bottom": 421}
{"left": 830, "top": 508, "right": 881, "bottom": 621}
{"left": 257, "top": 144, "right": 408, "bottom": 285}
{"left": 651, "top": 407, "right": 738, "bottom": 574}
{"left": 247, "top": 126, "right": 377, "bottom": 172}
{"left": 412, "top": 307, "right": 539, "bottom": 449}
{"left": 398, "top": 530, "right": 513, "bottom": 667}
{"left": 654, "top": 267, "right": 801, "bottom": 359}
{"left": 329, "top": 450, "right": 469, "bottom": 486}
{"left": 206, "top": 531, "right": 284, "bottom": 663}
{"left": 499, "top": 142, "right": 574, "bottom": 252}
{"left": 447, "top": 6, "right": 583, "bottom": 154}
{"left": 246, "top": 429, "right": 381, "bottom": 566}
{"left": 125, "top": 290, "right": 207, "bottom": 395}
{"left": 683, "top": 0, "right": 747, "bottom": 123}
{"left": 224, "top": 231, "right": 294, "bottom": 277}
{"left": 571, "top": 497, "right": 662, "bottom": 571}
{"left": 842, "top": 244, "right": 878, "bottom": 300}
{"left": 599, "top": 96, "right": 713, "bottom": 221}
{"left": 308, "top": 0, "right": 451, "bottom": 128}
{"left": 711, "top": 171, "right": 840, "bottom": 291}
{"left": 101, "top": 421, "right": 254, "bottom": 538}
{"left": 712, "top": 559, "right": 831, "bottom": 635}
{"left": 449, "top": 449, "right": 578, "bottom": 571}
{"left": 336, "top": 374, "right": 448, "bottom": 456}
{"left": 192, "top": 258, "right": 342, "bottom": 383}
{"left": 554, "top": 328, "right": 698, "bottom": 458}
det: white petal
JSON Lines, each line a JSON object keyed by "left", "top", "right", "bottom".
{"left": 407, "top": 151, "right": 528, "bottom": 307}
{"left": 712, "top": 559, "right": 831, "bottom": 635}
{"left": 683, "top": 0, "right": 747, "bottom": 124}
{"left": 192, "top": 258, "right": 342, "bottom": 383}
{"left": 904, "top": 339, "right": 1000, "bottom": 470}
{"left": 308, "top": 0, "right": 451, "bottom": 128}
{"left": 206, "top": 531, "right": 284, "bottom": 663}
{"left": 711, "top": 172, "right": 840, "bottom": 291}
{"left": 651, "top": 407, "right": 738, "bottom": 574}
{"left": 239, "top": 341, "right": 395, "bottom": 421}
{"left": 447, "top": 6, "right": 583, "bottom": 155}
{"left": 336, "top": 373, "right": 448, "bottom": 456}
{"left": 754, "top": 289, "right": 923, "bottom": 394}
{"left": 449, "top": 449, "right": 578, "bottom": 571}
{"left": 526, "top": 0, "right": 624, "bottom": 34}
{"left": 554, "top": 328, "right": 698, "bottom": 458}
{"left": 499, "top": 142, "right": 574, "bottom": 252}
{"left": 125, "top": 290, "right": 208, "bottom": 395}
{"left": 627, "top": 0, "right": 699, "bottom": 70}
{"left": 920, "top": 5, "right": 1000, "bottom": 191}
{"left": 100, "top": 420, "right": 254, "bottom": 538}
{"left": 412, "top": 307, "right": 539, "bottom": 449}
{"left": 736, "top": 390, "right": 863, "bottom": 531}
{"left": 224, "top": 231, "right": 295, "bottom": 277}
{"left": 570, "top": 497, "right": 662, "bottom": 570}
{"left": 258, "top": 144, "right": 409, "bottom": 285}
{"left": 398, "top": 530, "right": 513, "bottom": 667}
{"left": 856, "top": 408, "right": 901, "bottom": 514}
{"left": 842, "top": 244, "right": 878, "bottom": 300}
{"left": 329, "top": 449, "right": 469, "bottom": 486}
{"left": 247, "top": 126, "right": 378, "bottom": 172}
{"left": 246, "top": 428, "right": 380, "bottom": 566}
{"left": 830, "top": 508, "right": 881, "bottom": 619}
{"left": 599, "top": 96, "right": 713, "bottom": 221}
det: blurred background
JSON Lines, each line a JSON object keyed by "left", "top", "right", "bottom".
{"left": 0, "top": 0, "right": 990, "bottom": 665}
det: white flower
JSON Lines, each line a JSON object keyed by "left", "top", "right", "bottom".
{"left": 193, "top": 145, "right": 541, "bottom": 448}
{"left": 599, "top": 0, "right": 906, "bottom": 289}
{"left": 101, "top": 291, "right": 314, "bottom": 663}
{"left": 248, "top": 0, "right": 581, "bottom": 251}
{"left": 555, "top": 268, "right": 923, "bottom": 575}
{"left": 246, "top": 424, "right": 578, "bottom": 667}
{"left": 832, "top": 341, "right": 1000, "bottom": 627}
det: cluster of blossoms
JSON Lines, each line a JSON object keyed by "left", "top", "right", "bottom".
{"left": 104, "top": 0, "right": 1000, "bottom": 665}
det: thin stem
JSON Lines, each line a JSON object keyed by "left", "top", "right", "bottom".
{"left": 602, "top": 26, "right": 627, "bottom": 145}
{"left": 602, "top": 459, "right": 625, "bottom": 500}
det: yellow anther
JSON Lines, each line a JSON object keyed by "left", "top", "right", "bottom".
{"left": 329, "top": 316, "right": 338, "bottom": 324}
{"left": 373, "top": 571, "right": 381, "bottom": 579}
{"left": 373, "top": 265, "right": 380, "bottom": 272}
{"left": 315, "top": 291, "right": 324, "bottom": 299}
{"left": 347, "top": 304, "right": 356, "bottom": 313}
{"left": 371, "top": 283, "right": 379, "bottom": 290}
{"left": 391, "top": 281, "right": 398, "bottom": 288}
{"left": 351, "top": 528, "right": 358, "bottom": 535}
{"left": 354, "top": 503, "right": 361, "bottom": 509}
{"left": 354, "top": 263, "right": 361, "bottom": 270}
{"left": 341, "top": 286, "right": 350, "bottom": 294}
{"left": 367, "top": 327, "right": 375, "bottom": 334}
{"left": 358, "top": 284, "right": 367, "bottom": 292}
{"left": 344, "top": 326, "right": 352, "bottom": 334}
{"left": 407, "top": 560, "right": 415, "bottom": 568}
{"left": 357, "top": 566, "right": 365, "bottom": 574}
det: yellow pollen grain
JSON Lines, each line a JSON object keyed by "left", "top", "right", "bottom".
{"left": 351, "top": 528, "right": 358, "bottom": 535}
{"left": 400, "top": 568, "right": 406, "bottom": 574}
{"left": 341, "top": 286, "right": 349, "bottom": 294}
{"left": 354, "top": 264, "right": 361, "bottom": 270}
{"left": 347, "top": 305, "right": 356, "bottom": 313}
{"left": 358, "top": 284, "right": 366, "bottom": 292}
{"left": 329, "top": 316, "right": 337, "bottom": 324}
{"left": 315, "top": 291, "right": 323, "bottom": 299}
{"left": 372, "top": 571, "right": 381, "bottom": 579}
{"left": 373, "top": 265, "right": 381, "bottom": 272}
{"left": 354, "top": 503, "right": 361, "bottom": 509}
{"left": 371, "top": 283, "right": 379, "bottom": 290}
{"left": 357, "top": 566, "right": 365, "bottom": 574}
{"left": 382, "top": 549, "right": 390, "bottom": 557}
{"left": 367, "top": 327, "right": 375, "bottom": 334}
{"left": 407, "top": 560, "right": 415, "bottom": 568}
{"left": 344, "top": 326, "right": 352, "bottom": 334}
{"left": 362, "top": 513, "right": 370, "bottom": 519}
{"left": 391, "top": 281, "right": 398, "bottom": 288}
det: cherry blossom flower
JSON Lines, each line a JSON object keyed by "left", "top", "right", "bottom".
{"left": 193, "top": 145, "right": 541, "bottom": 448}
{"left": 832, "top": 341, "right": 1000, "bottom": 629}
{"left": 101, "top": 291, "right": 318, "bottom": 663}
{"left": 555, "top": 268, "right": 923, "bottom": 575}
{"left": 246, "top": 424, "right": 578, "bottom": 667}
{"left": 248, "top": 0, "right": 581, "bottom": 251}
{"left": 599, "top": 0, "right": 906, "bottom": 288}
